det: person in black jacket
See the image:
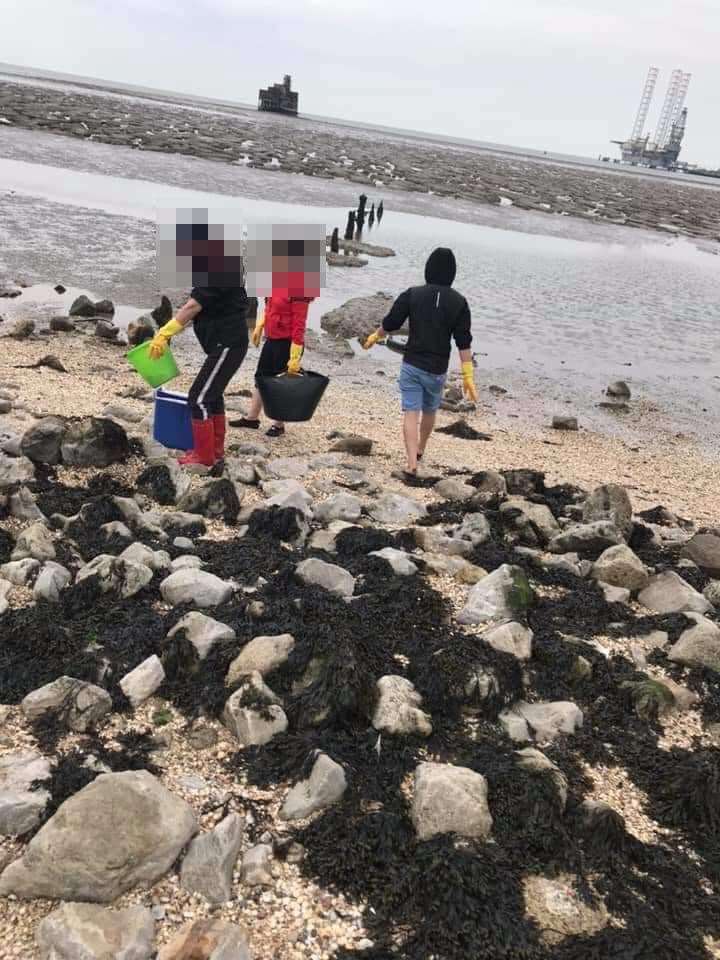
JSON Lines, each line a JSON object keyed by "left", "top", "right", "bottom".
{"left": 149, "top": 223, "right": 249, "bottom": 469}
{"left": 363, "top": 247, "right": 476, "bottom": 474}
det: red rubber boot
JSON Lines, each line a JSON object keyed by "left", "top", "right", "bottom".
{"left": 212, "top": 414, "right": 226, "bottom": 462}
{"left": 178, "top": 418, "right": 216, "bottom": 467}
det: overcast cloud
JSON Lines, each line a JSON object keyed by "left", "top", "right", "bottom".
{"left": 1, "top": 0, "right": 717, "bottom": 164}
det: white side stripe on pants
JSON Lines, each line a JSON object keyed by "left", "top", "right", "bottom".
{"left": 197, "top": 348, "right": 230, "bottom": 420}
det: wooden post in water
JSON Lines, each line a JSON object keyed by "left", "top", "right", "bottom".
{"left": 330, "top": 228, "right": 340, "bottom": 253}
{"left": 344, "top": 211, "right": 356, "bottom": 240}
{"left": 377, "top": 200, "right": 384, "bottom": 224}
{"left": 368, "top": 204, "right": 375, "bottom": 228}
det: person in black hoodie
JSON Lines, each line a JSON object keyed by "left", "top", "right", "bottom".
{"left": 362, "top": 247, "right": 476, "bottom": 474}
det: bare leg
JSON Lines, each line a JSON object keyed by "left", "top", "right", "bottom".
{"left": 247, "top": 388, "right": 263, "bottom": 420}
{"left": 418, "top": 411, "right": 437, "bottom": 459}
{"left": 403, "top": 411, "right": 420, "bottom": 472}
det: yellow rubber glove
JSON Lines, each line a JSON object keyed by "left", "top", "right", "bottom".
{"left": 149, "top": 317, "right": 184, "bottom": 360}
{"left": 362, "top": 330, "right": 384, "bottom": 350}
{"left": 287, "top": 343, "right": 304, "bottom": 376}
{"left": 251, "top": 310, "right": 265, "bottom": 348}
{"left": 461, "top": 361, "right": 478, "bottom": 403}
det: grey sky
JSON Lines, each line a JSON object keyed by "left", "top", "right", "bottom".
{"left": 2, "top": 0, "right": 718, "bottom": 164}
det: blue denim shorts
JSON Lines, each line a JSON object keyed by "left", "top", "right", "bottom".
{"left": 398, "top": 362, "right": 447, "bottom": 413}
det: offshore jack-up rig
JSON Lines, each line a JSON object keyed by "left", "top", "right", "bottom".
{"left": 612, "top": 67, "right": 691, "bottom": 170}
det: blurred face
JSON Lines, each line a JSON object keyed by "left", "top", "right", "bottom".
{"left": 245, "top": 224, "right": 326, "bottom": 298}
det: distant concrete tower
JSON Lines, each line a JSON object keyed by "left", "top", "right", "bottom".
{"left": 655, "top": 70, "right": 691, "bottom": 148}
{"left": 631, "top": 66, "right": 659, "bottom": 141}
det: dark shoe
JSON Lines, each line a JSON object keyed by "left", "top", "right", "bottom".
{"left": 266, "top": 425, "right": 285, "bottom": 438}
{"left": 229, "top": 417, "right": 260, "bottom": 429}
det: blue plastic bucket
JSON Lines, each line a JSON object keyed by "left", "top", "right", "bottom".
{"left": 153, "top": 389, "right": 193, "bottom": 450}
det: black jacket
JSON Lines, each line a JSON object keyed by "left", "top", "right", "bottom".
{"left": 190, "top": 286, "right": 249, "bottom": 354}
{"left": 382, "top": 248, "right": 472, "bottom": 375}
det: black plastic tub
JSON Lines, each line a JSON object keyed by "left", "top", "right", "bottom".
{"left": 256, "top": 370, "right": 330, "bottom": 422}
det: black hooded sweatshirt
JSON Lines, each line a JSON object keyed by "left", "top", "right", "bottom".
{"left": 381, "top": 247, "right": 472, "bottom": 375}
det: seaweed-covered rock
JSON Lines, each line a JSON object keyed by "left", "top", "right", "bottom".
{"left": 372, "top": 676, "right": 432, "bottom": 736}
{"left": 411, "top": 762, "right": 492, "bottom": 840}
{"left": 515, "top": 747, "right": 568, "bottom": 811}
{"left": 482, "top": 621, "right": 533, "bottom": 660}
{"left": 295, "top": 557, "right": 355, "bottom": 598}
{"left": 119, "top": 655, "right": 166, "bottom": 707}
{"left": 592, "top": 544, "right": 649, "bottom": 592}
{"left": 502, "top": 469, "right": 545, "bottom": 497}
{"left": 68, "top": 294, "right": 96, "bottom": 317}
{"left": 668, "top": 614, "right": 720, "bottom": 673}
{"left": 369, "top": 492, "right": 426, "bottom": 525}
{"left": 0, "top": 771, "right": 197, "bottom": 901}
{"left": 222, "top": 673, "right": 287, "bottom": 746}
{"left": 177, "top": 479, "right": 242, "bottom": 523}
{"left": 639, "top": 571, "right": 711, "bottom": 615}
{"left": 20, "top": 416, "right": 66, "bottom": 465}
{"left": 76, "top": 555, "right": 153, "bottom": 599}
{"left": 21, "top": 676, "right": 112, "bottom": 733}
{"left": 226, "top": 634, "right": 295, "bottom": 685}
{"left": 582, "top": 483, "right": 633, "bottom": 539}
{"left": 457, "top": 564, "right": 533, "bottom": 625}
{"left": 61, "top": 418, "right": 130, "bottom": 468}
{"left": 136, "top": 461, "right": 191, "bottom": 506}
{"left": 180, "top": 812, "right": 243, "bottom": 904}
{"left": 500, "top": 700, "right": 583, "bottom": 743}
{"left": 0, "top": 751, "right": 52, "bottom": 836}
{"left": 158, "top": 919, "right": 251, "bottom": 960}
{"left": 36, "top": 903, "right": 155, "bottom": 960}
{"left": 500, "top": 498, "right": 560, "bottom": 547}
{"left": 280, "top": 752, "right": 347, "bottom": 820}
{"left": 160, "top": 569, "right": 234, "bottom": 608}
{"left": 11, "top": 522, "right": 55, "bottom": 563}
{"left": 167, "top": 612, "right": 236, "bottom": 661}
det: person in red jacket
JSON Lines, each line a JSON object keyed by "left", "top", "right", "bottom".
{"left": 232, "top": 242, "right": 315, "bottom": 436}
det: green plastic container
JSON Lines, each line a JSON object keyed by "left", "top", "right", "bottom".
{"left": 126, "top": 340, "right": 179, "bottom": 388}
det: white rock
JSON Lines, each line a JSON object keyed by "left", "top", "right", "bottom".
{"left": 21, "top": 676, "right": 112, "bottom": 732}
{"left": 638, "top": 571, "right": 711, "bottom": 615}
{"left": 313, "top": 493, "right": 363, "bottom": 524}
{"left": 592, "top": 544, "right": 649, "bottom": 592}
{"left": 482, "top": 621, "right": 533, "bottom": 660}
{"left": 226, "top": 634, "right": 295, "bottom": 685}
{"left": 222, "top": 674, "right": 288, "bottom": 745}
{"left": 500, "top": 700, "right": 583, "bottom": 743}
{"left": 0, "top": 558, "right": 40, "bottom": 585}
{"left": 180, "top": 812, "right": 243, "bottom": 904}
{"left": 411, "top": 762, "right": 492, "bottom": 840}
{"left": 372, "top": 676, "right": 432, "bottom": 736}
{"left": 240, "top": 842, "right": 274, "bottom": 886}
{"left": 171, "top": 554, "right": 204, "bottom": 571}
{"left": 167, "top": 612, "right": 236, "bottom": 661}
{"left": 0, "top": 751, "right": 52, "bottom": 836}
{"left": 76, "top": 555, "right": 153, "bottom": 598}
{"left": 368, "top": 492, "right": 426, "bottom": 525}
{"left": 457, "top": 564, "right": 534, "bottom": 625}
{"left": 295, "top": 557, "right": 355, "bottom": 597}
{"left": 36, "top": 902, "right": 155, "bottom": 960}
{"left": 160, "top": 569, "right": 234, "bottom": 608}
{"left": 369, "top": 547, "right": 418, "bottom": 576}
{"left": 280, "top": 752, "right": 347, "bottom": 820}
{"left": 120, "top": 655, "right": 165, "bottom": 707}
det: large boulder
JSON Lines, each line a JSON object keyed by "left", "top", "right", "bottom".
{"left": 638, "top": 571, "right": 711, "bottom": 615}
{"left": 411, "top": 762, "right": 492, "bottom": 841}
{"left": 500, "top": 700, "right": 584, "bottom": 743}
{"left": 226, "top": 633, "right": 295, "bottom": 685}
{"left": 61, "top": 418, "right": 130, "bottom": 467}
{"left": 20, "top": 417, "right": 66, "bottom": 465}
{"left": 136, "top": 461, "right": 191, "bottom": 506}
{"left": 0, "top": 771, "right": 197, "bottom": 901}
{"left": 320, "top": 292, "right": 394, "bottom": 339}
{"left": 21, "top": 676, "right": 112, "bottom": 733}
{"left": 180, "top": 812, "right": 243, "bottom": 904}
{"left": 369, "top": 492, "right": 426, "bottom": 526}
{"left": 668, "top": 614, "right": 720, "bottom": 673}
{"left": 295, "top": 557, "right": 355, "bottom": 598}
{"left": 160, "top": 569, "right": 234, "bottom": 608}
{"left": 372, "top": 676, "right": 432, "bottom": 737}
{"left": 157, "top": 919, "right": 251, "bottom": 960}
{"left": 582, "top": 483, "right": 633, "bottom": 539}
{"left": 681, "top": 534, "right": 720, "bottom": 578}
{"left": 591, "top": 544, "right": 649, "bottom": 592}
{"left": 36, "top": 903, "right": 155, "bottom": 960}
{"left": 0, "top": 751, "right": 52, "bottom": 836}
{"left": 457, "top": 564, "right": 533, "bottom": 625}
{"left": 500, "top": 499, "right": 560, "bottom": 547}
{"left": 280, "top": 752, "right": 347, "bottom": 821}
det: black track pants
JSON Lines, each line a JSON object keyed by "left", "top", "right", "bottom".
{"left": 188, "top": 345, "right": 247, "bottom": 420}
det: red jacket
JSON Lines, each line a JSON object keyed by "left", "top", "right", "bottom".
{"left": 264, "top": 295, "right": 313, "bottom": 346}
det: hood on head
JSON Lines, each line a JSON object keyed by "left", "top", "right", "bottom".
{"left": 424, "top": 247, "right": 456, "bottom": 286}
